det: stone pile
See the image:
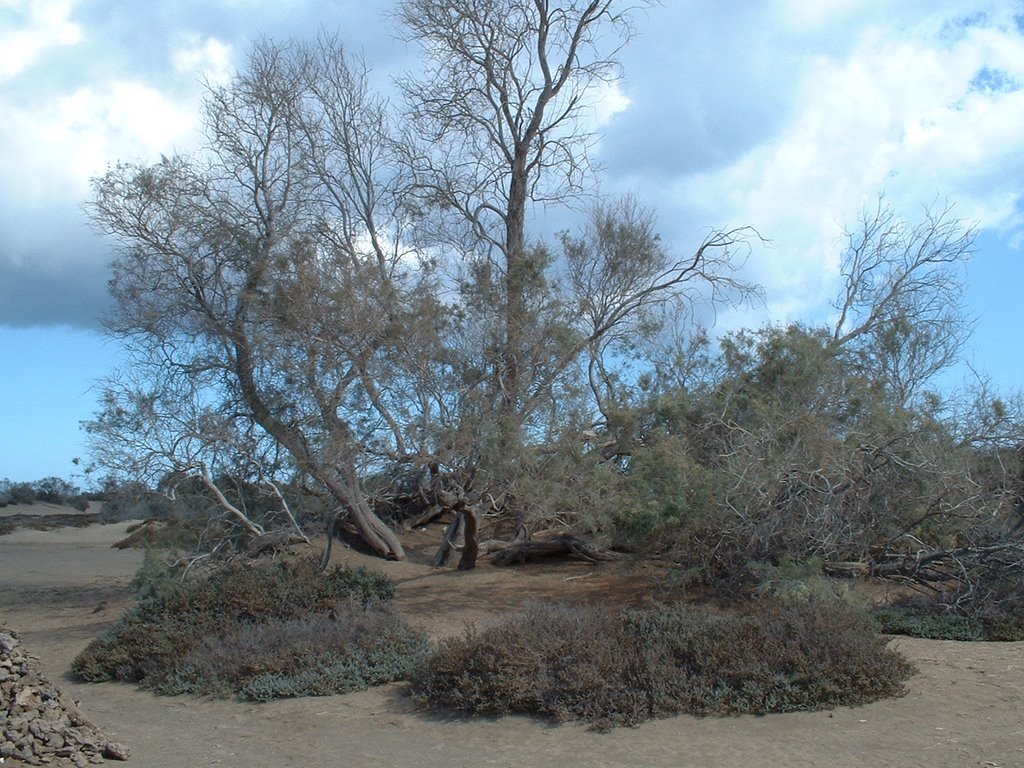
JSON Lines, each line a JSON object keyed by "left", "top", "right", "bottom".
{"left": 1, "top": 627, "right": 129, "bottom": 766}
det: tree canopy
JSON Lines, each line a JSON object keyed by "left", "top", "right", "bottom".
{"left": 84, "top": 2, "right": 1022, "bottom": 606}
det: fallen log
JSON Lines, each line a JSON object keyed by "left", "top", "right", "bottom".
{"left": 491, "top": 535, "right": 624, "bottom": 566}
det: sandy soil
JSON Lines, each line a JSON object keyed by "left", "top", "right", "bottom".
{"left": 2, "top": 521, "right": 1023, "bottom": 768}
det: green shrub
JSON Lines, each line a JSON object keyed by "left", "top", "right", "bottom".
{"left": 8, "top": 482, "right": 36, "bottom": 505}
{"left": 159, "top": 605, "right": 431, "bottom": 700}
{"left": 873, "top": 606, "right": 987, "bottom": 641}
{"left": 72, "top": 557, "right": 401, "bottom": 694}
{"left": 409, "top": 597, "right": 913, "bottom": 729}
{"left": 128, "top": 550, "right": 182, "bottom": 600}
{"left": 874, "top": 603, "right": 1024, "bottom": 642}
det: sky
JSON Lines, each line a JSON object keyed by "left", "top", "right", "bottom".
{"left": 1, "top": 0, "right": 1024, "bottom": 484}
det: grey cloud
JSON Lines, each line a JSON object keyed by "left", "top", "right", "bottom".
{"left": 0, "top": 259, "right": 111, "bottom": 329}
{"left": 599, "top": 5, "right": 808, "bottom": 183}
{"left": 0, "top": 0, "right": 411, "bottom": 332}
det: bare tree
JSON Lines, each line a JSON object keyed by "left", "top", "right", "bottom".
{"left": 397, "top": 0, "right": 655, "bottom": 451}
{"left": 561, "top": 196, "right": 759, "bottom": 420}
{"left": 89, "top": 39, "right": 448, "bottom": 560}
{"left": 831, "top": 196, "right": 976, "bottom": 404}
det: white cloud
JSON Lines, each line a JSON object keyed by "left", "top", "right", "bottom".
{"left": 589, "top": 80, "right": 631, "bottom": 127}
{"left": 653, "top": 5, "right": 1024, "bottom": 327}
{"left": 173, "top": 35, "right": 234, "bottom": 85}
{"left": 0, "top": 0, "right": 82, "bottom": 79}
{"left": 0, "top": 80, "right": 198, "bottom": 275}
{"left": 4, "top": 81, "right": 197, "bottom": 199}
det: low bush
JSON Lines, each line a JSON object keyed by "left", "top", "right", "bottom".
{"left": 71, "top": 557, "right": 414, "bottom": 699}
{"left": 873, "top": 606, "right": 987, "bottom": 641}
{"left": 159, "top": 605, "right": 431, "bottom": 700}
{"left": 409, "top": 596, "right": 913, "bottom": 728}
{"left": 128, "top": 550, "right": 182, "bottom": 600}
{"left": 874, "top": 602, "right": 1024, "bottom": 642}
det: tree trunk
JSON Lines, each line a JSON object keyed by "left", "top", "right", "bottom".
{"left": 457, "top": 506, "right": 479, "bottom": 571}
{"left": 432, "top": 513, "right": 464, "bottom": 568}
{"left": 323, "top": 473, "right": 406, "bottom": 561}
{"left": 232, "top": 331, "right": 405, "bottom": 560}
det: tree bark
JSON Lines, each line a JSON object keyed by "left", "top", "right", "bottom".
{"left": 457, "top": 506, "right": 479, "bottom": 571}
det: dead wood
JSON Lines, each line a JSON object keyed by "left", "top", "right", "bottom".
{"left": 432, "top": 513, "right": 464, "bottom": 567}
{"left": 825, "top": 540, "right": 1024, "bottom": 588}
{"left": 491, "top": 535, "right": 624, "bottom": 566}
{"left": 245, "top": 529, "right": 311, "bottom": 558}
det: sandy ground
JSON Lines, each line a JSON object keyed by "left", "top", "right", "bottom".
{"left": 2, "top": 521, "right": 1024, "bottom": 768}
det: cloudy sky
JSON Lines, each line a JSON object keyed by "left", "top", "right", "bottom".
{"left": 2, "top": 0, "right": 1023, "bottom": 483}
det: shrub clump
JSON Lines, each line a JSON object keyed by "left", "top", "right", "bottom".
{"left": 873, "top": 605, "right": 987, "bottom": 641}
{"left": 874, "top": 601, "right": 1024, "bottom": 642}
{"left": 409, "top": 596, "right": 913, "bottom": 728}
{"left": 71, "top": 557, "right": 427, "bottom": 699}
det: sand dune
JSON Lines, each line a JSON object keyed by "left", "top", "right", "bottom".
{"left": 1, "top": 521, "right": 1023, "bottom": 768}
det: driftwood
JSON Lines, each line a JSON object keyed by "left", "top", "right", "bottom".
{"left": 825, "top": 540, "right": 1024, "bottom": 587}
{"left": 246, "top": 529, "right": 311, "bottom": 558}
{"left": 491, "top": 535, "right": 624, "bottom": 566}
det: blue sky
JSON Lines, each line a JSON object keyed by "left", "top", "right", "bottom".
{"left": 2, "top": 0, "right": 1024, "bottom": 484}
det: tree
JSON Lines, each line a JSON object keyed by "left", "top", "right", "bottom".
{"left": 89, "top": 9, "right": 756, "bottom": 564}
{"left": 89, "top": 39, "right": 448, "bottom": 560}
{"left": 397, "top": 0, "right": 654, "bottom": 456}
{"left": 397, "top": 1, "right": 756, "bottom": 532}
{"left": 33, "top": 477, "right": 80, "bottom": 504}
{"left": 831, "top": 196, "right": 976, "bottom": 405}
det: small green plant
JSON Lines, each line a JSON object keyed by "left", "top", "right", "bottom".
{"left": 752, "top": 557, "right": 861, "bottom": 605}
{"left": 874, "top": 602, "right": 1024, "bottom": 642}
{"left": 409, "top": 596, "right": 913, "bottom": 729}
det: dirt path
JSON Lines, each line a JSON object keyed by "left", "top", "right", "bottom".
{"left": 2, "top": 523, "right": 1023, "bottom": 768}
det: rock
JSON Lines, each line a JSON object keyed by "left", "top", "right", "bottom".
{"left": 102, "top": 743, "right": 130, "bottom": 761}
{"left": 0, "top": 624, "right": 127, "bottom": 764}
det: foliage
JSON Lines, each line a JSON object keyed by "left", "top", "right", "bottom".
{"left": 6, "top": 482, "right": 36, "bottom": 505}
{"left": 555, "top": 319, "right": 1016, "bottom": 596}
{"left": 873, "top": 606, "right": 988, "bottom": 641}
{"left": 127, "top": 550, "right": 183, "bottom": 600}
{"left": 71, "top": 558, "right": 401, "bottom": 695}
{"left": 0, "top": 477, "right": 92, "bottom": 509}
{"left": 158, "top": 606, "right": 431, "bottom": 700}
{"left": 114, "top": 518, "right": 207, "bottom": 553}
{"left": 409, "top": 597, "right": 913, "bottom": 729}
{"left": 97, "top": 482, "right": 176, "bottom": 522}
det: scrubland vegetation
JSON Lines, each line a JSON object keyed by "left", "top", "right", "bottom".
{"left": 56, "top": 0, "right": 1024, "bottom": 727}
{"left": 0, "top": 476, "right": 91, "bottom": 511}
{"left": 72, "top": 558, "right": 429, "bottom": 701}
